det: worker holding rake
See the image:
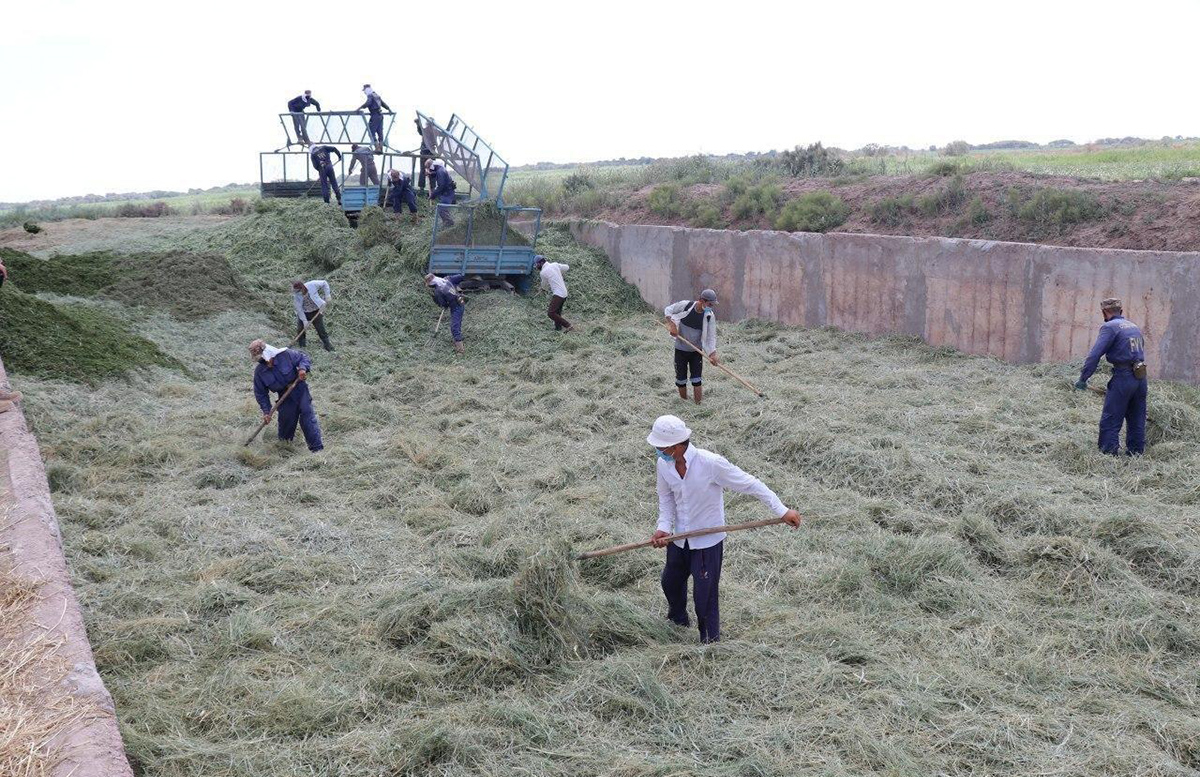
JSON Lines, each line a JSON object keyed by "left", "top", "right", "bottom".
{"left": 647, "top": 415, "right": 801, "bottom": 643}
{"left": 664, "top": 289, "right": 719, "bottom": 404}
{"left": 249, "top": 340, "right": 323, "bottom": 452}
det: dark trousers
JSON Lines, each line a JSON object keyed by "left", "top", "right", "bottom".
{"left": 1099, "top": 370, "right": 1148, "bottom": 455}
{"left": 276, "top": 383, "right": 323, "bottom": 452}
{"left": 388, "top": 187, "right": 418, "bottom": 214}
{"left": 662, "top": 540, "right": 723, "bottom": 643}
{"left": 296, "top": 309, "right": 332, "bottom": 350}
{"left": 436, "top": 194, "right": 456, "bottom": 227}
{"left": 448, "top": 303, "right": 464, "bottom": 342}
{"left": 356, "top": 157, "right": 380, "bottom": 185}
{"left": 290, "top": 113, "right": 310, "bottom": 143}
{"left": 368, "top": 114, "right": 384, "bottom": 145}
{"left": 317, "top": 165, "right": 340, "bottom": 204}
{"left": 674, "top": 348, "right": 704, "bottom": 386}
{"left": 548, "top": 295, "right": 571, "bottom": 330}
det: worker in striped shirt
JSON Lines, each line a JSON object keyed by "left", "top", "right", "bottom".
{"left": 647, "top": 415, "right": 802, "bottom": 643}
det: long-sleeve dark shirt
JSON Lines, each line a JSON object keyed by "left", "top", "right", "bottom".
{"left": 288, "top": 94, "right": 321, "bottom": 112}
{"left": 253, "top": 350, "right": 312, "bottom": 413}
{"left": 1080, "top": 315, "right": 1146, "bottom": 381}
{"left": 357, "top": 93, "right": 392, "bottom": 115}
{"left": 309, "top": 145, "right": 342, "bottom": 171}
{"left": 431, "top": 274, "right": 465, "bottom": 308}
{"left": 429, "top": 166, "right": 456, "bottom": 200}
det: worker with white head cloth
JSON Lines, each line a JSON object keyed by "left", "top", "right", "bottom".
{"left": 249, "top": 339, "right": 323, "bottom": 452}
{"left": 646, "top": 414, "right": 801, "bottom": 643}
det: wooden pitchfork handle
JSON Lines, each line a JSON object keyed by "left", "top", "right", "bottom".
{"left": 659, "top": 319, "right": 765, "bottom": 398}
{"left": 426, "top": 307, "right": 446, "bottom": 346}
{"left": 244, "top": 375, "right": 303, "bottom": 446}
{"left": 289, "top": 303, "right": 328, "bottom": 348}
{"left": 576, "top": 517, "right": 787, "bottom": 560}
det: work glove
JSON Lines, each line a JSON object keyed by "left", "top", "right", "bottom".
{"left": 1074, "top": 379, "right": 1088, "bottom": 391}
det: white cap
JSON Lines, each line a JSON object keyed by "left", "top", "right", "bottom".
{"left": 646, "top": 415, "right": 692, "bottom": 447}
{"left": 262, "top": 344, "right": 288, "bottom": 361}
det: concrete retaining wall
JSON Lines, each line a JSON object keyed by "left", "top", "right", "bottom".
{"left": 0, "top": 356, "right": 133, "bottom": 777}
{"left": 568, "top": 220, "right": 1200, "bottom": 384}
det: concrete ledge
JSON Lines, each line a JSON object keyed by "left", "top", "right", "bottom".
{"left": 567, "top": 220, "right": 1200, "bottom": 385}
{"left": 0, "top": 355, "right": 133, "bottom": 777}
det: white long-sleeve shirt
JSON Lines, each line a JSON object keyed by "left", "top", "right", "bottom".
{"left": 539, "top": 262, "right": 570, "bottom": 298}
{"left": 656, "top": 445, "right": 788, "bottom": 549}
{"left": 664, "top": 299, "right": 717, "bottom": 356}
{"left": 292, "top": 280, "right": 331, "bottom": 320}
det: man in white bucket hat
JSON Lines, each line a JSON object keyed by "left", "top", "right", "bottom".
{"left": 646, "top": 414, "right": 801, "bottom": 642}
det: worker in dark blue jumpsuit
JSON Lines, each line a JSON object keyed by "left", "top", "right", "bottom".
{"left": 286, "top": 91, "right": 321, "bottom": 144}
{"left": 357, "top": 84, "right": 392, "bottom": 152}
{"left": 415, "top": 116, "right": 437, "bottom": 196}
{"left": 1075, "top": 297, "right": 1148, "bottom": 455}
{"left": 425, "top": 273, "right": 466, "bottom": 354}
{"left": 308, "top": 144, "right": 343, "bottom": 205}
{"left": 385, "top": 169, "right": 419, "bottom": 222}
{"left": 427, "top": 160, "right": 457, "bottom": 227}
{"left": 250, "top": 340, "right": 324, "bottom": 452}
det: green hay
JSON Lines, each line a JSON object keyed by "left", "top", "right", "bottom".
{"left": 0, "top": 286, "right": 180, "bottom": 382}
{"left": 1, "top": 248, "right": 263, "bottom": 320}
{"left": 12, "top": 199, "right": 1200, "bottom": 777}
{"left": 434, "top": 202, "right": 532, "bottom": 248}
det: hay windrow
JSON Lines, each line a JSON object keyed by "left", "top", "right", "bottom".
{"left": 6, "top": 200, "right": 1199, "bottom": 776}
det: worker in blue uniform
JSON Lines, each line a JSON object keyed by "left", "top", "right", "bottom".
{"left": 1075, "top": 297, "right": 1148, "bottom": 455}
{"left": 425, "top": 273, "right": 466, "bottom": 354}
{"left": 357, "top": 84, "right": 392, "bottom": 152}
{"left": 385, "top": 169, "right": 419, "bottom": 222}
{"left": 308, "top": 143, "right": 343, "bottom": 205}
{"left": 427, "top": 160, "right": 457, "bottom": 227}
{"left": 286, "top": 91, "right": 321, "bottom": 144}
{"left": 250, "top": 340, "right": 324, "bottom": 452}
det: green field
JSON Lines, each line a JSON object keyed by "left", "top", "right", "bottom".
{"left": 0, "top": 187, "right": 260, "bottom": 228}
{"left": 4, "top": 203, "right": 1199, "bottom": 776}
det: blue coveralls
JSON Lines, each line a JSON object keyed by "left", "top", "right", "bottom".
{"left": 254, "top": 349, "right": 324, "bottom": 452}
{"left": 386, "top": 175, "right": 418, "bottom": 214}
{"left": 358, "top": 93, "right": 391, "bottom": 146}
{"left": 1079, "top": 315, "right": 1147, "bottom": 455}
{"left": 429, "top": 166, "right": 457, "bottom": 227}
{"left": 432, "top": 274, "right": 465, "bottom": 342}
{"left": 287, "top": 94, "right": 320, "bottom": 143}
{"left": 309, "top": 146, "right": 342, "bottom": 204}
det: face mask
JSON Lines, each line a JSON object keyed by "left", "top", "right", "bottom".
{"left": 656, "top": 449, "right": 675, "bottom": 462}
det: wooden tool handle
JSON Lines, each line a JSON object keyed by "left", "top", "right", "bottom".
{"left": 576, "top": 516, "right": 786, "bottom": 560}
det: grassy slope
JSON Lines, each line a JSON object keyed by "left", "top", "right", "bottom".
{"left": 10, "top": 203, "right": 1200, "bottom": 776}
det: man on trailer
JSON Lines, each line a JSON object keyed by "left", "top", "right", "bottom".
{"left": 357, "top": 84, "right": 391, "bottom": 153}
{"left": 427, "top": 160, "right": 457, "bottom": 227}
{"left": 348, "top": 144, "right": 380, "bottom": 186}
{"left": 286, "top": 90, "right": 321, "bottom": 144}
{"left": 385, "top": 169, "right": 419, "bottom": 222}
{"left": 647, "top": 415, "right": 802, "bottom": 643}
{"left": 308, "top": 143, "right": 343, "bottom": 205}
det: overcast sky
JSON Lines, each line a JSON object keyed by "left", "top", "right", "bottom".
{"left": 3, "top": 0, "right": 1196, "bottom": 202}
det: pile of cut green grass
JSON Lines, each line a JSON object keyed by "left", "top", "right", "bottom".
{"left": 0, "top": 286, "right": 180, "bottom": 382}
{"left": 10, "top": 200, "right": 1200, "bottom": 777}
{"left": 3, "top": 248, "right": 264, "bottom": 320}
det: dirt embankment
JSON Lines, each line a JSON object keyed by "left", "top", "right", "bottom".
{"left": 589, "top": 172, "right": 1200, "bottom": 251}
